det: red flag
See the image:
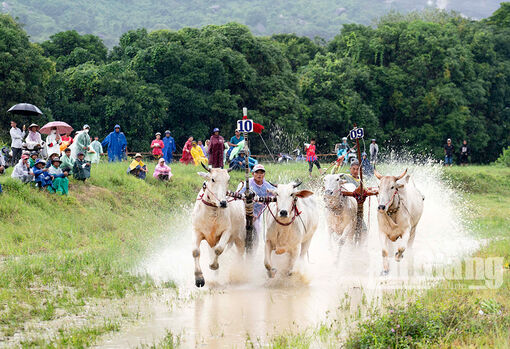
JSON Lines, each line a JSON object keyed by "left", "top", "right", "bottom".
{"left": 253, "top": 123, "right": 264, "bottom": 134}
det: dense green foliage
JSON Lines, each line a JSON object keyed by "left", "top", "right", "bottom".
{"left": 3, "top": 0, "right": 502, "bottom": 47}
{"left": 495, "top": 146, "right": 510, "bottom": 166}
{"left": 1, "top": 4, "right": 510, "bottom": 161}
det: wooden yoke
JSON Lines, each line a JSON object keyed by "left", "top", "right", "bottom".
{"left": 340, "top": 125, "right": 378, "bottom": 245}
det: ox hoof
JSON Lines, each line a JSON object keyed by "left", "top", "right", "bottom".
{"left": 209, "top": 262, "right": 219, "bottom": 270}
{"left": 380, "top": 270, "right": 389, "bottom": 277}
{"left": 195, "top": 275, "right": 205, "bottom": 288}
{"left": 267, "top": 268, "right": 277, "bottom": 278}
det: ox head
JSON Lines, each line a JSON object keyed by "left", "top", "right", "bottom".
{"left": 267, "top": 181, "right": 314, "bottom": 219}
{"left": 374, "top": 168, "right": 409, "bottom": 213}
{"left": 323, "top": 174, "right": 348, "bottom": 197}
{"left": 198, "top": 163, "right": 232, "bottom": 208}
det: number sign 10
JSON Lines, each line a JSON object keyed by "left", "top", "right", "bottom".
{"left": 349, "top": 128, "right": 364, "bottom": 140}
{"left": 237, "top": 119, "right": 254, "bottom": 133}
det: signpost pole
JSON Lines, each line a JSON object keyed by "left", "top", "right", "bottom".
{"left": 242, "top": 107, "right": 255, "bottom": 253}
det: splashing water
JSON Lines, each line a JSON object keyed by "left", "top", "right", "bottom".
{"left": 101, "top": 161, "right": 478, "bottom": 348}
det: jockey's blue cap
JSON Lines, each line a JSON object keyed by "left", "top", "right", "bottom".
{"left": 213, "top": 128, "right": 220, "bottom": 132}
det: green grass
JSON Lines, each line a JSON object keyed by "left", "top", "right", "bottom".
{"left": 0, "top": 159, "right": 317, "bottom": 346}
{"left": 2, "top": 161, "right": 507, "bottom": 347}
{"left": 267, "top": 165, "right": 510, "bottom": 348}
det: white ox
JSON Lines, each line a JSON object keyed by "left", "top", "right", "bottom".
{"left": 323, "top": 174, "right": 357, "bottom": 249}
{"left": 264, "top": 182, "right": 318, "bottom": 277}
{"left": 375, "top": 169, "right": 424, "bottom": 274}
{"left": 192, "top": 167, "right": 246, "bottom": 287}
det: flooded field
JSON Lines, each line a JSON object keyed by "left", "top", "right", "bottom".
{"left": 100, "top": 163, "right": 479, "bottom": 348}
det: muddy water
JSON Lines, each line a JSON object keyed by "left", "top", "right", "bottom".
{"left": 100, "top": 163, "right": 478, "bottom": 348}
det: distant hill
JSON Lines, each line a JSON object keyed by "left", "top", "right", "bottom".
{"left": 1, "top": 0, "right": 504, "bottom": 46}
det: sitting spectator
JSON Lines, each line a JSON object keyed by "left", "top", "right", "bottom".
{"left": 73, "top": 152, "right": 91, "bottom": 182}
{"left": 191, "top": 141, "right": 208, "bottom": 166}
{"left": 24, "top": 124, "right": 44, "bottom": 152}
{"left": 60, "top": 148, "right": 75, "bottom": 174}
{"left": 127, "top": 153, "right": 147, "bottom": 179}
{"left": 28, "top": 152, "right": 39, "bottom": 168}
{"left": 151, "top": 132, "right": 165, "bottom": 160}
{"left": 33, "top": 159, "right": 52, "bottom": 189}
{"left": 153, "top": 158, "right": 173, "bottom": 181}
{"left": 0, "top": 150, "right": 5, "bottom": 175}
{"left": 46, "top": 153, "right": 60, "bottom": 169}
{"left": 11, "top": 154, "right": 33, "bottom": 183}
{"left": 229, "top": 150, "right": 247, "bottom": 171}
{"left": 47, "top": 158, "right": 69, "bottom": 195}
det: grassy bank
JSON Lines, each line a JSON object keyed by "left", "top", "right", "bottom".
{"left": 0, "top": 160, "right": 253, "bottom": 346}
{"left": 268, "top": 165, "right": 510, "bottom": 348}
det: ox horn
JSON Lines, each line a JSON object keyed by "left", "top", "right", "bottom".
{"left": 201, "top": 162, "right": 210, "bottom": 172}
{"left": 293, "top": 180, "right": 303, "bottom": 188}
{"left": 268, "top": 181, "right": 278, "bottom": 187}
{"left": 227, "top": 167, "right": 233, "bottom": 172}
{"left": 397, "top": 168, "right": 408, "bottom": 181}
{"left": 374, "top": 169, "right": 383, "bottom": 180}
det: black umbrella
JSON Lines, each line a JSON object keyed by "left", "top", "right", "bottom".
{"left": 7, "top": 103, "right": 43, "bottom": 116}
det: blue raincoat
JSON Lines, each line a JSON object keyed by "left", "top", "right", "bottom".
{"left": 162, "top": 135, "right": 176, "bottom": 163}
{"left": 101, "top": 125, "right": 127, "bottom": 162}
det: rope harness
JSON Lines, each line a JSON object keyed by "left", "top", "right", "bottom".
{"left": 266, "top": 199, "right": 302, "bottom": 226}
{"left": 385, "top": 189, "right": 400, "bottom": 218}
{"left": 197, "top": 182, "right": 241, "bottom": 208}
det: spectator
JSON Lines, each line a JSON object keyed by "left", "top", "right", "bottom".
{"left": 60, "top": 148, "right": 74, "bottom": 174}
{"left": 46, "top": 153, "right": 60, "bottom": 168}
{"left": 204, "top": 140, "right": 210, "bottom": 157}
{"left": 305, "top": 138, "right": 324, "bottom": 178}
{"left": 209, "top": 128, "right": 225, "bottom": 168}
{"left": 73, "top": 152, "right": 91, "bottom": 182}
{"left": 0, "top": 150, "right": 6, "bottom": 175}
{"left": 47, "top": 158, "right": 69, "bottom": 195}
{"left": 45, "top": 127, "right": 62, "bottom": 157}
{"left": 229, "top": 149, "right": 247, "bottom": 171}
{"left": 370, "top": 139, "right": 379, "bottom": 166}
{"left": 151, "top": 132, "right": 165, "bottom": 160}
{"left": 180, "top": 136, "right": 194, "bottom": 165}
{"left": 32, "top": 159, "right": 52, "bottom": 189}
{"left": 162, "top": 130, "right": 176, "bottom": 164}
{"left": 10, "top": 120, "right": 25, "bottom": 166}
{"left": 191, "top": 141, "right": 208, "bottom": 166}
{"left": 89, "top": 136, "right": 103, "bottom": 164}
{"left": 361, "top": 152, "right": 374, "bottom": 178}
{"left": 60, "top": 132, "right": 73, "bottom": 152}
{"left": 11, "top": 154, "right": 33, "bottom": 183}
{"left": 24, "top": 124, "right": 44, "bottom": 153}
{"left": 198, "top": 140, "right": 206, "bottom": 156}
{"left": 70, "top": 125, "right": 91, "bottom": 159}
{"left": 227, "top": 129, "right": 244, "bottom": 159}
{"left": 460, "top": 140, "right": 469, "bottom": 166}
{"left": 444, "top": 138, "right": 454, "bottom": 167}
{"left": 102, "top": 124, "right": 127, "bottom": 162}
{"left": 332, "top": 137, "right": 350, "bottom": 174}
{"left": 127, "top": 153, "right": 147, "bottom": 179}
{"left": 153, "top": 158, "right": 172, "bottom": 181}
{"left": 28, "top": 152, "right": 39, "bottom": 168}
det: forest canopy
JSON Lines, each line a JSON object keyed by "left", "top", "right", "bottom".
{"left": 1, "top": 3, "right": 509, "bottom": 162}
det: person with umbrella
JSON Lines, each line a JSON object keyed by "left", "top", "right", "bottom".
{"left": 24, "top": 124, "right": 44, "bottom": 154}
{"left": 9, "top": 120, "right": 25, "bottom": 166}
{"left": 45, "top": 127, "right": 62, "bottom": 157}
{"left": 162, "top": 130, "right": 176, "bottom": 164}
{"left": 102, "top": 125, "right": 127, "bottom": 162}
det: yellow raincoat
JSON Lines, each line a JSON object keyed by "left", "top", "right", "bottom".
{"left": 190, "top": 145, "right": 208, "bottom": 166}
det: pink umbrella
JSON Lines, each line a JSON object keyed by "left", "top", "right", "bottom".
{"left": 40, "top": 121, "right": 74, "bottom": 135}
